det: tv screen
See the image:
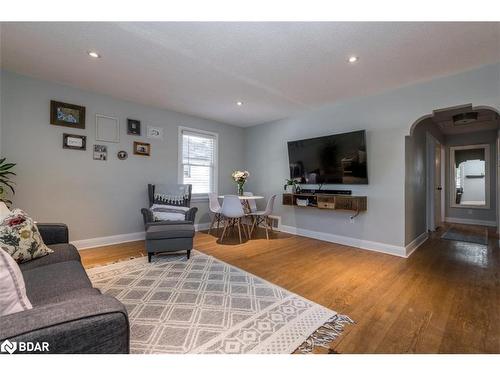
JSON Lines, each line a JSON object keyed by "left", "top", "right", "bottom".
{"left": 287, "top": 130, "right": 368, "bottom": 184}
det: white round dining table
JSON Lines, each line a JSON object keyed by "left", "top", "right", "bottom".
{"left": 218, "top": 195, "right": 264, "bottom": 200}
{"left": 218, "top": 195, "right": 264, "bottom": 213}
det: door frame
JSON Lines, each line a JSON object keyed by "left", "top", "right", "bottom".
{"left": 426, "top": 133, "right": 445, "bottom": 231}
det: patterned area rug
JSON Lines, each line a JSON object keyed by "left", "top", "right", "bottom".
{"left": 87, "top": 250, "right": 352, "bottom": 354}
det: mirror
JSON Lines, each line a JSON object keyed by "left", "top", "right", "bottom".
{"left": 450, "top": 145, "right": 489, "bottom": 208}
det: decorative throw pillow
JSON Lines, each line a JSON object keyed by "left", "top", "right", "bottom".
{"left": 0, "top": 209, "right": 53, "bottom": 263}
{"left": 0, "top": 247, "right": 32, "bottom": 316}
{"left": 150, "top": 204, "right": 189, "bottom": 221}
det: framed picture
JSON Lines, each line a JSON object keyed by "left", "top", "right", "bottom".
{"left": 134, "top": 141, "right": 151, "bottom": 156}
{"left": 146, "top": 126, "right": 164, "bottom": 140}
{"left": 93, "top": 145, "right": 107, "bottom": 161}
{"left": 127, "top": 119, "right": 141, "bottom": 135}
{"left": 117, "top": 150, "right": 128, "bottom": 160}
{"left": 63, "top": 133, "right": 86, "bottom": 151}
{"left": 50, "top": 100, "right": 86, "bottom": 129}
{"left": 96, "top": 114, "right": 120, "bottom": 143}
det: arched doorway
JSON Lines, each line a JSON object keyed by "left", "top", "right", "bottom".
{"left": 405, "top": 104, "right": 500, "bottom": 249}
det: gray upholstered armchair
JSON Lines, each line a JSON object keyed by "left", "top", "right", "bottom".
{"left": 141, "top": 184, "right": 198, "bottom": 227}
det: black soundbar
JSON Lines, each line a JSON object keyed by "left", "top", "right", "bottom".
{"left": 298, "top": 189, "right": 352, "bottom": 195}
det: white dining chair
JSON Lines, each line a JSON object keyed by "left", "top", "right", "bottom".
{"left": 220, "top": 195, "right": 248, "bottom": 243}
{"left": 208, "top": 193, "right": 222, "bottom": 234}
{"left": 248, "top": 194, "right": 277, "bottom": 240}
{"left": 243, "top": 191, "right": 258, "bottom": 212}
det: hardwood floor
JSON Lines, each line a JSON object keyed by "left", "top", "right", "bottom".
{"left": 80, "top": 224, "right": 500, "bottom": 353}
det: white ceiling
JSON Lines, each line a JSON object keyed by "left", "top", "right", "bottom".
{"left": 1, "top": 22, "right": 499, "bottom": 127}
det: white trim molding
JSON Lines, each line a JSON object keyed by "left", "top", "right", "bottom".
{"left": 405, "top": 232, "right": 428, "bottom": 257}
{"left": 445, "top": 216, "right": 497, "bottom": 227}
{"left": 73, "top": 222, "right": 212, "bottom": 250}
{"left": 278, "top": 224, "right": 409, "bottom": 258}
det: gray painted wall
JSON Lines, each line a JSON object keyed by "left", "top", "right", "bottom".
{"left": 244, "top": 63, "right": 500, "bottom": 248}
{"left": 404, "top": 124, "right": 427, "bottom": 244}
{"left": 0, "top": 71, "right": 245, "bottom": 241}
{"left": 445, "top": 130, "right": 497, "bottom": 223}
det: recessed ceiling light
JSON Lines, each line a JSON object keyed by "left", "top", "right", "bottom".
{"left": 236, "top": 101, "right": 243, "bottom": 106}
{"left": 348, "top": 56, "right": 359, "bottom": 63}
{"left": 88, "top": 51, "right": 100, "bottom": 58}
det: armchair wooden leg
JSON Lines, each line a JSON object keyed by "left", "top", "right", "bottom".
{"left": 187, "top": 249, "right": 191, "bottom": 259}
{"left": 148, "top": 253, "right": 152, "bottom": 263}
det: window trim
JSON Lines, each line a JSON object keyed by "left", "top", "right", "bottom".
{"left": 178, "top": 126, "right": 219, "bottom": 200}
{"left": 449, "top": 143, "right": 490, "bottom": 210}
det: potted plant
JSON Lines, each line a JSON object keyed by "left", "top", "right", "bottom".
{"left": 284, "top": 179, "right": 298, "bottom": 193}
{"left": 232, "top": 170, "right": 250, "bottom": 196}
{"left": 0, "top": 157, "right": 16, "bottom": 206}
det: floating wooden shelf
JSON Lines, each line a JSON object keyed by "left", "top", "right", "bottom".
{"left": 282, "top": 193, "right": 367, "bottom": 218}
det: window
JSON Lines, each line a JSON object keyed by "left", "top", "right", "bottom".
{"left": 178, "top": 127, "right": 218, "bottom": 198}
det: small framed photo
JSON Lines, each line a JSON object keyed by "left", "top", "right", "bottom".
{"left": 93, "top": 145, "right": 108, "bottom": 161}
{"left": 134, "top": 141, "right": 151, "bottom": 156}
{"left": 146, "top": 126, "right": 163, "bottom": 140}
{"left": 96, "top": 114, "right": 120, "bottom": 143}
{"left": 50, "top": 100, "right": 86, "bottom": 129}
{"left": 63, "top": 133, "right": 86, "bottom": 151}
{"left": 127, "top": 119, "right": 141, "bottom": 135}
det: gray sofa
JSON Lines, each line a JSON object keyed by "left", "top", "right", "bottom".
{"left": 0, "top": 224, "right": 130, "bottom": 354}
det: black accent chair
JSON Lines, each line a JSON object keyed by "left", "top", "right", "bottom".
{"left": 140, "top": 184, "right": 198, "bottom": 262}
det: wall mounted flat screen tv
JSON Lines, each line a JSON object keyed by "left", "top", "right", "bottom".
{"left": 287, "top": 130, "right": 368, "bottom": 184}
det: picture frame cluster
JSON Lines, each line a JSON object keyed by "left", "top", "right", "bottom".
{"left": 50, "top": 99, "right": 165, "bottom": 160}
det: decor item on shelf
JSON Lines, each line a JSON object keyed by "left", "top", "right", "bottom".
{"left": 0, "top": 158, "right": 16, "bottom": 206}
{"left": 93, "top": 145, "right": 107, "bottom": 161}
{"left": 117, "top": 150, "right": 128, "bottom": 160}
{"left": 127, "top": 118, "right": 141, "bottom": 135}
{"left": 50, "top": 100, "right": 86, "bottom": 129}
{"left": 96, "top": 114, "right": 120, "bottom": 143}
{"left": 63, "top": 133, "right": 86, "bottom": 151}
{"left": 134, "top": 141, "right": 151, "bottom": 156}
{"left": 284, "top": 178, "right": 298, "bottom": 193}
{"left": 146, "top": 125, "right": 164, "bottom": 140}
{"left": 231, "top": 170, "right": 249, "bottom": 196}
{"left": 296, "top": 198, "right": 309, "bottom": 207}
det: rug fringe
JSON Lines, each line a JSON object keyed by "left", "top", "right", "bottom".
{"left": 295, "top": 314, "right": 354, "bottom": 354}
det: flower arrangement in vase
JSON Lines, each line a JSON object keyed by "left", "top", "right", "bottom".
{"left": 232, "top": 170, "right": 250, "bottom": 196}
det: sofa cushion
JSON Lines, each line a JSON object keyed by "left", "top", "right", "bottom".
{"left": 0, "top": 247, "right": 32, "bottom": 316}
{"left": 146, "top": 224, "right": 195, "bottom": 240}
{"left": 0, "top": 209, "right": 53, "bottom": 263}
{"left": 23, "top": 261, "right": 93, "bottom": 306}
{"left": 39, "top": 287, "right": 102, "bottom": 305}
{"left": 19, "top": 243, "right": 80, "bottom": 272}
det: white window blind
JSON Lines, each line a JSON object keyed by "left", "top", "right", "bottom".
{"left": 179, "top": 128, "right": 217, "bottom": 196}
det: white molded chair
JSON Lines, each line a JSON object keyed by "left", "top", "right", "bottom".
{"left": 220, "top": 195, "right": 248, "bottom": 243}
{"left": 248, "top": 194, "right": 277, "bottom": 240}
{"left": 243, "top": 192, "right": 257, "bottom": 212}
{"left": 208, "top": 193, "right": 222, "bottom": 234}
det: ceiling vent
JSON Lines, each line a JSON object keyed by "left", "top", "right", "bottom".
{"left": 452, "top": 112, "right": 478, "bottom": 126}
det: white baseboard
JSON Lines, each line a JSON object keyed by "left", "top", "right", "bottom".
{"left": 73, "top": 231, "right": 145, "bottom": 250}
{"left": 405, "top": 232, "right": 428, "bottom": 257}
{"left": 445, "top": 217, "right": 497, "bottom": 227}
{"left": 278, "top": 224, "right": 407, "bottom": 258}
{"left": 73, "top": 222, "right": 211, "bottom": 250}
